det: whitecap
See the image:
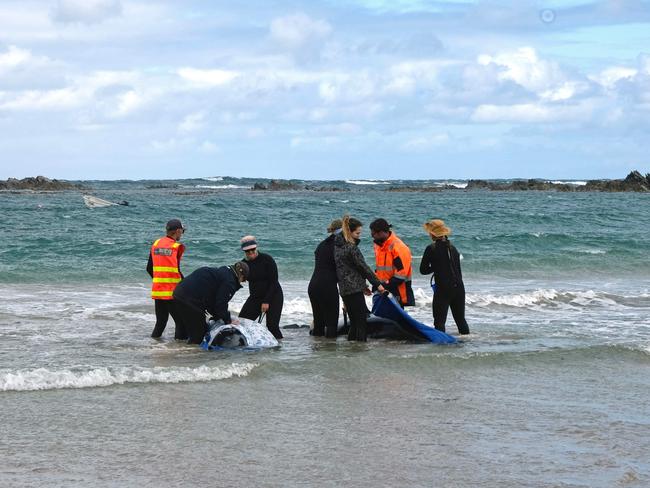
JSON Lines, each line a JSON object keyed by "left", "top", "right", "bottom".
{"left": 345, "top": 180, "right": 389, "bottom": 185}
{"left": 0, "top": 363, "right": 257, "bottom": 392}
{"left": 195, "top": 185, "right": 248, "bottom": 189}
{"left": 202, "top": 176, "right": 224, "bottom": 182}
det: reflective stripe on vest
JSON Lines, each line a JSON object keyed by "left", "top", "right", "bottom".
{"left": 151, "top": 236, "right": 183, "bottom": 300}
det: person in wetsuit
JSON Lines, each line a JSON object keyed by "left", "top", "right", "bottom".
{"left": 172, "top": 262, "right": 249, "bottom": 344}
{"left": 419, "top": 219, "right": 470, "bottom": 335}
{"left": 238, "top": 236, "right": 284, "bottom": 339}
{"left": 308, "top": 219, "right": 342, "bottom": 338}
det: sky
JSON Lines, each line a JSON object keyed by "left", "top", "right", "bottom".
{"left": 1, "top": 0, "right": 649, "bottom": 180}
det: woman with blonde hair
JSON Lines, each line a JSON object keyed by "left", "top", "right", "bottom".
{"left": 419, "top": 219, "right": 470, "bottom": 335}
{"left": 333, "top": 215, "right": 385, "bottom": 341}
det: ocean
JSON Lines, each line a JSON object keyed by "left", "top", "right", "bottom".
{"left": 2, "top": 178, "right": 649, "bottom": 487}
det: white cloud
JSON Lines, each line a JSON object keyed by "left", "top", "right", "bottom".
{"left": 51, "top": 0, "right": 122, "bottom": 25}
{"left": 0, "top": 45, "right": 32, "bottom": 73}
{"left": 478, "top": 47, "right": 565, "bottom": 95}
{"left": 270, "top": 13, "right": 331, "bottom": 47}
{"left": 471, "top": 102, "right": 591, "bottom": 124}
{"left": 178, "top": 68, "right": 239, "bottom": 87}
{"left": 589, "top": 66, "right": 637, "bottom": 89}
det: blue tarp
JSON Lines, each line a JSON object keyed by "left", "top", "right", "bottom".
{"left": 371, "top": 294, "right": 458, "bottom": 344}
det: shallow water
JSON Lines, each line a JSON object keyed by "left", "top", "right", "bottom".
{"left": 2, "top": 182, "right": 649, "bottom": 486}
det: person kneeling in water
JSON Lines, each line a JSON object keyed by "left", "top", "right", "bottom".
{"left": 172, "top": 262, "right": 249, "bottom": 344}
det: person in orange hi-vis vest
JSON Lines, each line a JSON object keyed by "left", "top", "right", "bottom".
{"left": 369, "top": 218, "right": 415, "bottom": 307}
{"left": 146, "top": 219, "right": 186, "bottom": 339}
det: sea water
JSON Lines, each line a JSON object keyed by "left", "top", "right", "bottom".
{"left": 1, "top": 179, "right": 649, "bottom": 487}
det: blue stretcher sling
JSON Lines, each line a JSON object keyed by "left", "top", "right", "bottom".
{"left": 371, "top": 293, "right": 457, "bottom": 344}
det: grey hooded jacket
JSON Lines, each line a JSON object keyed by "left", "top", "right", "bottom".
{"left": 333, "top": 233, "right": 381, "bottom": 297}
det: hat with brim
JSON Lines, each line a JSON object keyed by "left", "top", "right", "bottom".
{"left": 240, "top": 235, "right": 258, "bottom": 251}
{"left": 166, "top": 218, "right": 185, "bottom": 231}
{"left": 423, "top": 219, "right": 451, "bottom": 238}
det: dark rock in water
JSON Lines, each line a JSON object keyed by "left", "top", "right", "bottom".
{"left": 467, "top": 171, "right": 649, "bottom": 192}
{"left": 0, "top": 176, "right": 83, "bottom": 191}
{"left": 252, "top": 179, "right": 323, "bottom": 191}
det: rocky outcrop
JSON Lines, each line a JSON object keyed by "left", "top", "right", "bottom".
{"left": 252, "top": 179, "right": 302, "bottom": 191}
{"left": 466, "top": 171, "right": 649, "bottom": 192}
{"left": 0, "top": 176, "right": 83, "bottom": 191}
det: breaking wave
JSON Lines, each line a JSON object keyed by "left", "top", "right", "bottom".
{"left": 1, "top": 363, "right": 257, "bottom": 392}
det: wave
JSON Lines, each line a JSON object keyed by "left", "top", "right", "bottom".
{"left": 345, "top": 180, "right": 389, "bottom": 185}
{"left": 195, "top": 184, "right": 249, "bottom": 189}
{"left": 0, "top": 363, "right": 257, "bottom": 392}
{"left": 201, "top": 176, "right": 224, "bottom": 182}
{"left": 551, "top": 180, "right": 587, "bottom": 186}
{"left": 465, "top": 289, "right": 634, "bottom": 308}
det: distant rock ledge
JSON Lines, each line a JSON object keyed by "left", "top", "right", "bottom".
{"left": 0, "top": 176, "right": 83, "bottom": 192}
{"left": 466, "top": 171, "right": 650, "bottom": 192}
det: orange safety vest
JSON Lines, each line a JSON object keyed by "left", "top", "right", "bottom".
{"left": 150, "top": 236, "right": 185, "bottom": 300}
{"left": 373, "top": 232, "right": 412, "bottom": 304}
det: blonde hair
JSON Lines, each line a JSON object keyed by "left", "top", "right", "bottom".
{"left": 341, "top": 215, "right": 362, "bottom": 243}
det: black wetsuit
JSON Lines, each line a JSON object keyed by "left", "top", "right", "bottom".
{"left": 419, "top": 239, "right": 470, "bottom": 335}
{"left": 308, "top": 234, "right": 340, "bottom": 338}
{"left": 239, "top": 252, "right": 284, "bottom": 339}
{"left": 172, "top": 266, "right": 242, "bottom": 344}
{"left": 146, "top": 254, "right": 185, "bottom": 339}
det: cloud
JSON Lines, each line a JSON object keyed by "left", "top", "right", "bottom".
{"left": 177, "top": 68, "right": 239, "bottom": 87}
{"left": 471, "top": 102, "right": 592, "bottom": 124}
{"left": 51, "top": 0, "right": 122, "bottom": 25}
{"left": 270, "top": 13, "right": 332, "bottom": 47}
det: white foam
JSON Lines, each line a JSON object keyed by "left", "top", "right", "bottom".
{"left": 467, "top": 289, "right": 559, "bottom": 307}
{"left": 345, "top": 180, "right": 389, "bottom": 185}
{"left": 202, "top": 176, "right": 224, "bottom": 182}
{"left": 0, "top": 363, "right": 257, "bottom": 392}
{"left": 551, "top": 180, "right": 587, "bottom": 186}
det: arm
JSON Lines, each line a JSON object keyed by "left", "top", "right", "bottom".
{"left": 419, "top": 245, "right": 433, "bottom": 275}
{"left": 263, "top": 255, "right": 281, "bottom": 303}
{"left": 177, "top": 244, "right": 185, "bottom": 279}
{"left": 209, "top": 280, "right": 236, "bottom": 324}
{"left": 351, "top": 246, "right": 381, "bottom": 288}
{"left": 146, "top": 253, "right": 153, "bottom": 278}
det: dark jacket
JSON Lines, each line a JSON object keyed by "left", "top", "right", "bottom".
{"left": 242, "top": 252, "right": 282, "bottom": 303}
{"left": 308, "top": 233, "right": 338, "bottom": 292}
{"left": 419, "top": 239, "right": 464, "bottom": 291}
{"left": 172, "top": 266, "right": 241, "bottom": 323}
{"left": 333, "top": 233, "right": 381, "bottom": 297}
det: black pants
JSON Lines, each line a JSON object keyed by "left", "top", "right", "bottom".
{"left": 342, "top": 292, "right": 369, "bottom": 342}
{"left": 151, "top": 299, "right": 186, "bottom": 339}
{"left": 173, "top": 300, "right": 208, "bottom": 344}
{"left": 433, "top": 286, "right": 470, "bottom": 335}
{"left": 239, "top": 290, "right": 284, "bottom": 339}
{"left": 308, "top": 283, "right": 340, "bottom": 338}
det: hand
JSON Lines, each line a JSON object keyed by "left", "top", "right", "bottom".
{"left": 261, "top": 303, "right": 270, "bottom": 313}
{"left": 377, "top": 284, "right": 386, "bottom": 294}
{"left": 363, "top": 287, "right": 372, "bottom": 296}
{"left": 231, "top": 318, "right": 240, "bottom": 325}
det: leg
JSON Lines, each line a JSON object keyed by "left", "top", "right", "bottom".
{"left": 432, "top": 291, "right": 451, "bottom": 333}
{"left": 324, "top": 290, "right": 340, "bottom": 339}
{"left": 238, "top": 296, "right": 262, "bottom": 321}
{"left": 449, "top": 287, "right": 470, "bottom": 335}
{"left": 264, "top": 291, "right": 284, "bottom": 340}
{"left": 168, "top": 300, "right": 187, "bottom": 340}
{"left": 308, "top": 286, "right": 325, "bottom": 336}
{"left": 151, "top": 299, "right": 170, "bottom": 338}
{"left": 345, "top": 292, "right": 368, "bottom": 342}
{"left": 175, "top": 300, "right": 206, "bottom": 344}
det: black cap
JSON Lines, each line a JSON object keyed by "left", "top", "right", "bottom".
{"left": 166, "top": 219, "right": 185, "bottom": 231}
{"left": 369, "top": 218, "right": 391, "bottom": 233}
